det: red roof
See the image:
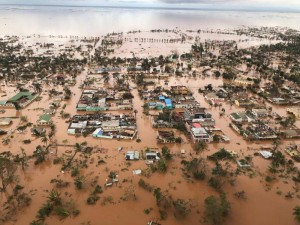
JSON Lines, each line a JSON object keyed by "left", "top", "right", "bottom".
{"left": 192, "top": 123, "right": 201, "bottom": 128}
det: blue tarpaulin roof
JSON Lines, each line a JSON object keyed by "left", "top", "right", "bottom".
{"left": 159, "top": 96, "right": 165, "bottom": 100}
{"left": 164, "top": 98, "right": 172, "bottom": 107}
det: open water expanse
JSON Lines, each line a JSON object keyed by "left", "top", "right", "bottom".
{"left": 0, "top": 5, "right": 300, "bottom": 35}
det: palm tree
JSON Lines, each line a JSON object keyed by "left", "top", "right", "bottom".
{"left": 293, "top": 206, "right": 300, "bottom": 222}
{"left": 41, "top": 134, "right": 48, "bottom": 146}
{"left": 33, "top": 82, "right": 42, "bottom": 93}
{"left": 65, "top": 142, "right": 82, "bottom": 169}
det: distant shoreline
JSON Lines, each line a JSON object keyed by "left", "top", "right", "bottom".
{"left": 0, "top": 3, "right": 300, "bottom": 14}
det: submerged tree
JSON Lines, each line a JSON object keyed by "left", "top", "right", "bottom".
{"left": 0, "top": 152, "right": 18, "bottom": 192}
{"left": 204, "top": 193, "right": 231, "bottom": 225}
{"left": 293, "top": 206, "right": 300, "bottom": 222}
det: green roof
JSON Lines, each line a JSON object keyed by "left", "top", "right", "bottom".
{"left": 231, "top": 113, "right": 241, "bottom": 120}
{"left": 38, "top": 114, "right": 52, "bottom": 122}
{"left": 0, "top": 101, "right": 7, "bottom": 105}
{"left": 8, "top": 92, "right": 34, "bottom": 102}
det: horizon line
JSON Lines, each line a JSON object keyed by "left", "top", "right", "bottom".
{"left": 0, "top": 3, "right": 300, "bottom": 13}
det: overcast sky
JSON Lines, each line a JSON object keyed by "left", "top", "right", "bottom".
{"left": 0, "top": 0, "right": 299, "bottom": 11}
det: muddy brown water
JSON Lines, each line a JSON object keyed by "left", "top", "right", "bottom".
{"left": 0, "top": 71, "right": 299, "bottom": 225}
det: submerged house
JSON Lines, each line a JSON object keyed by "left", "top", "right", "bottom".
{"left": 190, "top": 126, "right": 211, "bottom": 143}
{"left": 184, "top": 106, "right": 210, "bottom": 121}
{"left": 0, "top": 118, "right": 12, "bottom": 126}
{"left": 125, "top": 151, "right": 140, "bottom": 160}
{"left": 68, "top": 113, "right": 137, "bottom": 139}
{"left": 37, "top": 114, "right": 52, "bottom": 126}
{"left": 0, "top": 92, "right": 36, "bottom": 108}
{"left": 157, "top": 130, "right": 176, "bottom": 144}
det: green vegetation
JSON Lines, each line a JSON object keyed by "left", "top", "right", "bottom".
{"left": 204, "top": 193, "right": 231, "bottom": 225}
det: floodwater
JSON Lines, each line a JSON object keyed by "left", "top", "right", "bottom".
{"left": 0, "top": 5, "right": 300, "bottom": 225}
{"left": 0, "top": 5, "right": 300, "bottom": 36}
{"left": 1, "top": 70, "right": 299, "bottom": 225}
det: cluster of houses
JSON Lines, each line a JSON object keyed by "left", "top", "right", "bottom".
{"left": 140, "top": 85, "right": 199, "bottom": 110}
{"left": 67, "top": 113, "right": 137, "bottom": 139}
{"left": 229, "top": 109, "right": 279, "bottom": 141}
{"left": 259, "top": 85, "right": 300, "bottom": 105}
{"left": 76, "top": 88, "right": 133, "bottom": 111}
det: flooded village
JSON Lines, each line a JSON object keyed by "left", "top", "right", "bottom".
{"left": 0, "top": 26, "right": 300, "bottom": 225}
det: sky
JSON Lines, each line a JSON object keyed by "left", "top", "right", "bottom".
{"left": 0, "top": 0, "right": 299, "bottom": 12}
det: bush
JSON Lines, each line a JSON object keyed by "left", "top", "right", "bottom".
{"left": 162, "top": 146, "right": 172, "bottom": 160}
{"left": 23, "top": 139, "right": 31, "bottom": 144}
{"left": 204, "top": 193, "right": 231, "bottom": 224}
{"left": 172, "top": 199, "right": 191, "bottom": 219}
{"left": 37, "top": 203, "right": 53, "bottom": 220}
{"left": 159, "top": 210, "right": 168, "bottom": 220}
{"left": 55, "top": 207, "right": 70, "bottom": 219}
{"left": 208, "top": 177, "right": 223, "bottom": 192}
{"left": 157, "top": 159, "right": 167, "bottom": 173}
{"left": 87, "top": 195, "right": 100, "bottom": 205}
{"left": 93, "top": 185, "right": 103, "bottom": 194}
{"left": 71, "top": 167, "right": 79, "bottom": 177}
{"left": 138, "top": 178, "right": 153, "bottom": 192}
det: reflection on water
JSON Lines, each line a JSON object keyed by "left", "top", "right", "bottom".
{"left": 0, "top": 5, "right": 300, "bottom": 36}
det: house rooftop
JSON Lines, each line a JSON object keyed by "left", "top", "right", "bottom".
{"left": 8, "top": 92, "right": 34, "bottom": 102}
{"left": 38, "top": 114, "right": 52, "bottom": 122}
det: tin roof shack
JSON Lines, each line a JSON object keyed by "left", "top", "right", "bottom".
{"left": 170, "top": 85, "right": 192, "bottom": 96}
{"left": 184, "top": 106, "right": 211, "bottom": 121}
{"left": 31, "top": 127, "right": 46, "bottom": 136}
{"left": 76, "top": 89, "right": 107, "bottom": 111}
{"left": 145, "top": 150, "right": 161, "bottom": 165}
{"left": 237, "top": 159, "right": 251, "bottom": 168}
{"left": 281, "top": 129, "right": 300, "bottom": 139}
{"left": 251, "top": 108, "right": 268, "bottom": 118}
{"left": 191, "top": 118, "right": 215, "bottom": 127}
{"left": 125, "top": 151, "right": 140, "bottom": 160}
{"left": 157, "top": 130, "right": 176, "bottom": 144}
{"left": 230, "top": 111, "right": 255, "bottom": 123}
{"left": 0, "top": 118, "right": 12, "bottom": 126}
{"left": 204, "top": 92, "right": 225, "bottom": 102}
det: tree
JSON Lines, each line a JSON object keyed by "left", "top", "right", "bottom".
{"left": 64, "top": 143, "right": 82, "bottom": 169}
{"left": 15, "top": 147, "right": 29, "bottom": 171}
{"left": 194, "top": 141, "right": 208, "bottom": 154}
{"left": 162, "top": 146, "right": 172, "bottom": 160}
{"left": 293, "top": 206, "right": 300, "bottom": 222}
{"left": 0, "top": 152, "right": 18, "bottom": 192}
{"left": 41, "top": 134, "right": 48, "bottom": 146}
{"left": 157, "top": 159, "right": 167, "bottom": 173}
{"left": 33, "top": 145, "right": 49, "bottom": 164}
{"left": 204, "top": 193, "right": 231, "bottom": 225}
{"left": 182, "top": 157, "right": 207, "bottom": 180}
{"left": 172, "top": 199, "right": 191, "bottom": 219}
